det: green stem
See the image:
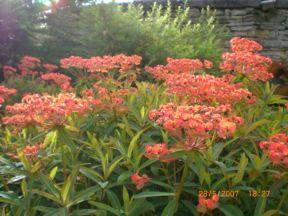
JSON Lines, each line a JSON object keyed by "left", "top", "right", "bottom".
{"left": 175, "top": 162, "right": 188, "bottom": 208}
{"left": 60, "top": 141, "right": 67, "bottom": 179}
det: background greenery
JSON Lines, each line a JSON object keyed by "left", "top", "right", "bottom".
{"left": 0, "top": 0, "right": 228, "bottom": 69}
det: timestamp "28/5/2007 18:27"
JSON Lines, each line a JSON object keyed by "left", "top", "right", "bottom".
{"left": 198, "top": 190, "right": 271, "bottom": 198}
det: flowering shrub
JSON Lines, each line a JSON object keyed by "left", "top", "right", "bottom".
{"left": 220, "top": 37, "right": 273, "bottom": 81}
{"left": 40, "top": 73, "right": 72, "bottom": 90}
{"left": 0, "top": 85, "right": 17, "bottom": 104}
{"left": 259, "top": 133, "right": 288, "bottom": 168}
{"left": 165, "top": 73, "right": 254, "bottom": 105}
{"left": 18, "top": 56, "right": 41, "bottom": 77}
{"left": 3, "top": 93, "right": 89, "bottom": 128}
{"left": 149, "top": 103, "right": 243, "bottom": 141}
{"left": 0, "top": 38, "right": 288, "bottom": 216}
{"left": 60, "top": 54, "right": 141, "bottom": 73}
{"left": 145, "top": 57, "right": 205, "bottom": 80}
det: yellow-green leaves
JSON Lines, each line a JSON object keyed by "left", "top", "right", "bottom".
{"left": 232, "top": 153, "right": 248, "bottom": 186}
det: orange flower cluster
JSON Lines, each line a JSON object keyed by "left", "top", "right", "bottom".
{"left": 0, "top": 85, "right": 17, "bottom": 104}
{"left": 18, "top": 56, "right": 41, "bottom": 77}
{"left": 23, "top": 145, "right": 39, "bottom": 158}
{"left": 3, "top": 93, "right": 89, "bottom": 128}
{"left": 43, "top": 64, "right": 58, "bottom": 72}
{"left": 259, "top": 133, "right": 288, "bottom": 168}
{"left": 145, "top": 143, "right": 175, "bottom": 162}
{"left": 145, "top": 57, "right": 210, "bottom": 80}
{"left": 60, "top": 56, "right": 87, "bottom": 70}
{"left": 165, "top": 73, "right": 254, "bottom": 105}
{"left": 204, "top": 60, "right": 213, "bottom": 69}
{"left": 149, "top": 103, "right": 243, "bottom": 140}
{"left": 131, "top": 172, "right": 150, "bottom": 190}
{"left": 197, "top": 194, "right": 219, "bottom": 214}
{"left": 3, "top": 66, "right": 17, "bottom": 79}
{"left": 230, "top": 37, "right": 263, "bottom": 53}
{"left": 81, "top": 83, "right": 132, "bottom": 110}
{"left": 220, "top": 37, "right": 273, "bottom": 81}
{"left": 60, "top": 54, "right": 142, "bottom": 73}
{"left": 40, "top": 73, "right": 72, "bottom": 90}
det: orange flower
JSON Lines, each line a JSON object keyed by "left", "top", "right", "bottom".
{"left": 18, "top": 56, "right": 41, "bottom": 77}
{"left": 0, "top": 85, "right": 17, "bottom": 104}
{"left": 165, "top": 73, "right": 254, "bottom": 106}
{"left": 204, "top": 60, "right": 213, "bottom": 69}
{"left": 145, "top": 143, "right": 175, "bottom": 162}
{"left": 43, "top": 64, "right": 58, "bottom": 72}
{"left": 149, "top": 103, "right": 243, "bottom": 141}
{"left": 230, "top": 37, "right": 263, "bottom": 53}
{"left": 41, "top": 73, "right": 72, "bottom": 90}
{"left": 197, "top": 194, "right": 219, "bottom": 214}
{"left": 259, "top": 133, "right": 288, "bottom": 168}
{"left": 220, "top": 37, "right": 273, "bottom": 81}
{"left": 145, "top": 57, "right": 203, "bottom": 80}
{"left": 23, "top": 145, "right": 39, "bottom": 157}
{"left": 131, "top": 172, "right": 150, "bottom": 189}
{"left": 3, "top": 66, "right": 17, "bottom": 79}
{"left": 60, "top": 54, "right": 141, "bottom": 73}
{"left": 3, "top": 93, "right": 89, "bottom": 128}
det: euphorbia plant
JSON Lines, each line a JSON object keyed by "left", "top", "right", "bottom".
{"left": 0, "top": 38, "right": 288, "bottom": 215}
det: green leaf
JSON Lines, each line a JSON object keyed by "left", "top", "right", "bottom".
{"left": 69, "top": 186, "right": 99, "bottom": 207}
{"left": 105, "top": 156, "right": 124, "bottom": 179}
{"left": 133, "top": 192, "right": 174, "bottom": 199}
{"left": 21, "top": 179, "right": 27, "bottom": 197}
{"left": 89, "top": 201, "right": 120, "bottom": 215}
{"left": 49, "top": 167, "right": 58, "bottom": 180}
{"left": 262, "top": 210, "right": 278, "bottom": 216}
{"left": 123, "top": 186, "right": 130, "bottom": 212}
{"left": 32, "top": 190, "right": 61, "bottom": 203}
{"left": 44, "top": 130, "right": 58, "bottom": 152}
{"left": 253, "top": 197, "right": 267, "bottom": 216}
{"left": 150, "top": 180, "right": 174, "bottom": 190}
{"left": 61, "top": 166, "right": 79, "bottom": 204}
{"left": 127, "top": 127, "right": 149, "bottom": 159}
{"left": 71, "top": 209, "right": 100, "bottom": 216}
{"left": 232, "top": 153, "right": 248, "bottom": 186}
{"left": 34, "top": 206, "right": 59, "bottom": 214}
{"left": 31, "top": 161, "right": 42, "bottom": 173}
{"left": 80, "top": 166, "right": 104, "bottom": 182}
{"left": 117, "top": 171, "right": 131, "bottom": 184}
{"left": 18, "top": 152, "right": 30, "bottom": 170}
{"left": 161, "top": 199, "right": 176, "bottom": 216}
{"left": 245, "top": 119, "right": 269, "bottom": 136}
{"left": 106, "top": 191, "right": 121, "bottom": 210}
{"left": 128, "top": 199, "right": 154, "bottom": 216}
{"left": 39, "top": 175, "right": 60, "bottom": 200}
{"left": 219, "top": 204, "right": 244, "bottom": 216}
{"left": 138, "top": 159, "right": 158, "bottom": 170}
{"left": 140, "top": 106, "right": 145, "bottom": 119}
{"left": 0, "top": 192, "right": 21, "bottom": 205}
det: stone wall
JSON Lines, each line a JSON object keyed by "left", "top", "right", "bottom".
{"left": 135, "top": 0, "right": 288, "bottom": 60}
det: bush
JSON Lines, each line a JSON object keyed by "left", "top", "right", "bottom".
{"left": 1, "top": 1, "right": 227, "bottom": 68}
{"left": 0, "top": 38, "right": 288, "bottom": 215}
{"left": 77, "top": 2, "right": 227, "bottom": 65}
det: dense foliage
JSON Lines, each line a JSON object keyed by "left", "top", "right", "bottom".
{"left": 0, "top": 37, "right": 287, "bottom": 215}
{"left": 0, "top": 0, "right": 227, "bottom": 68}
